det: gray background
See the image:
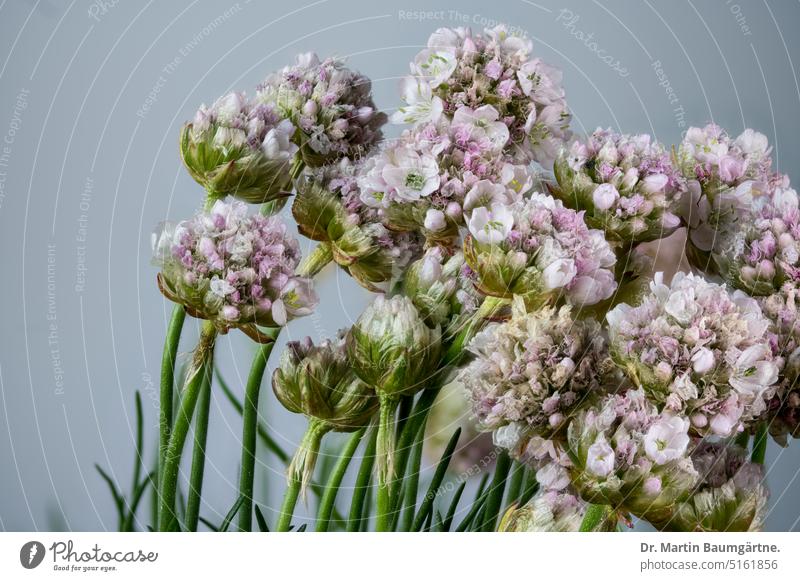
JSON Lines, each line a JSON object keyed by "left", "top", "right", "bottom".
{"left": 1, "top": 0, "right": 800, "bottom": 532}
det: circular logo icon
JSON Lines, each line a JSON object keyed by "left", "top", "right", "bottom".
{"left": 19, "top": 541, "right": 45, "bottom": 569}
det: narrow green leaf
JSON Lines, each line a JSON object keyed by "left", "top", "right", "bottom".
{"left": 95, "top": 464, "right": 124, "bottom": 527}
{"left": 412, "top": 428, "right": 461, "bottom": 531}
{"left": 518, "top": 469, "right": 539, "bottom": 506}
{"left": 399, "top": 420, "right": 426, "bottom": 531}
{"left": 505, "top": 461, "right": 525, "bottom": 509}
{"left": 455, "top": 483, "right": 491, "bottom": 532}
{"left": 752, "top": 422, "right": 769, "bottom": 464}
{"left": 347, "top": 428, "right": 378, "bottom": 531}
{"left": 254, "top": 505, "right": 269, "bottom": 532}
{"left": 480, "top": 451, "right": 511, "bottom": 531}
{"left": 296, "top": 523, "right": 307, "bottom": 532}
{"left": 220, "top": 496, "right": 245, "bottom": 532}
{"left": 198, "top": 517, "right": 219, "bottom": 532}
{"left": 442, "top": 480, "right": 467, "bottom": 532}
{"left": 316, "top": 428, "right": 366, "bottom": 531}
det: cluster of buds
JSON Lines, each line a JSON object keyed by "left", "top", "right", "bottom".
{"left": 395, "top": 26, "right": 571, "bottom": 165}
{"left": 710, "top": 184, "right": 800, "bottom": 296}
{"left": 567, "top": 389, "right": 698, "bottom": 525}
{"left": 606, "top": 272, "right": 779, "bottom": 437}
{"left": 180, "top": 92, "right": 298, "bottom": 203}
{"left": 257, "top": 53, "right": 386, "bottom": 168}
{"left": 459, "top": 296, "right": 615, "bottom": 441}
{"left": 346, "top": 295, "right": 442, "bottom": 478}
{"left": 358, "top": 112, "right": 536, "bottom": 243}
{"left": 498, "top": 490, "right": 586, "bottom": 532}
{"left": 272, "top": 335, "right": 378, "bottom": 492}
{"left": 152, "top": 200, "right": 317, "bottom": 340}
{"left": 676, "top": 124, "right": 775, "bottom": 268}
{"left": 293, "top": 159, "right": 423, "bottom": 290}
{"left": 463, "top": 193, "right": 618, "bottom": 308}
{"left": 553, "top": 129, "right": 685, "bottom": 244}
{"left": 667, "top": 441, "right": 768, "bottom": 532}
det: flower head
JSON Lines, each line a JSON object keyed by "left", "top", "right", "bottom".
{"left": 257, "top": 53, "right": 386, "bottom": 167}
{"left": 606, "top": 272, "right": 779, "bottom": 436}
{"left": 463, "top": 193, "right": 617, "bottom": 308}
{"left": 153, "top": 200, "right": 317, "bottom": 338}
{"left": 180, "top": 93, "right": 297, "bottom": 203}
{"left": 553, "top": 129, "right": 685, "bottom": 243}
{"left": 396, "top": 26, "right": 571, "bottom": 165}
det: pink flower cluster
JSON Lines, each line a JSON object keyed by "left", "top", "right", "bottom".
{"left": 153, "top": 200, "right": 317, "bottom": 330}
{"left": 606, "top": 272, "right": 779, "bottom": 437}
{"left": 395, "top": 26, "right": 571, "bottom": 165}
{"left": 257, "top": 52, "right": 386, "bottom": 163}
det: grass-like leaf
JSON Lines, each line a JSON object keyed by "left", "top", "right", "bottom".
{"left": 347, "top": 428, "right": 377, "bottom": 531}
{"left": 479, "top": 451, "right": 511, "bottom": 531}
{"left": 316, "top": 428, "right": 366, "bottom": 531}
{"left": 412, "top": 427, "right": 461, "bottom": 531}
{"left": 441, "top": 480, "right": 467, "bottom": 532}
{"left": 219, "top": 495, "right": 245, "bottom": 532}
{"left": 254, "top": 505, "right": 269, "bottom": 532}
{"left": 398, "top": 420, "right": 426, "bottom": 531}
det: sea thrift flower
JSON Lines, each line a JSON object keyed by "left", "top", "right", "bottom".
{"left": 498, "top": 490, "right": 587, "bottom": 532}
{"left": 293, "top": 159, "right": 423, "bottom": 290}
{"left": 553, "top": 129, "right": 685, "bottom": 243}
{"left": 257, "top": 52, "right": 387, "bottom": 167}
{"left": 676, "top": 124, "right": 775, "bottom": 266}
{"left": 273, "top": 336, "right": 378, "bottom": 493}
{"left": 606, "top": 272, "right": 779, "bottom": 436}
{"left": 710, "top": 184, "right": 800, "bottom": 296}
{"left": 346, "top": 295, "right": 442, "bottom": 478}
{"left": 567, "top": 389, "right": 698, "bottom": 524}
{"left": 359, "top": 116, "right": 536, "bottom": 242}
{"left": 180, "top": 92, "right": 297, "bottom": 203}
{"left": 153, "top": 200, "right": 317, "bottom": 340}
{"left": 460, "top": 296, "right": 615, "bottom": 443}
{"left": 463, "top": 193, "right": 617, "bottom": 308}
{"left": 667, "top": 442, "right": 768, "bottom": 532}
{"left": 396, "top": 26, "right": 571, "bottom": 165}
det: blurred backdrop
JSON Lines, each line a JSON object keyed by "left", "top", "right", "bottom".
{"left": 2, "top": 0, "right": 800, "bottom": 531}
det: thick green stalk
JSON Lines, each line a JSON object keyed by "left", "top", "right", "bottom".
{"left": 277, "top": 419, "right": 329, "bottom": 531}
{"left": 297, "top": 242, "right": 333, "bottom": 278}
{"left": 158, "top": 320, "right": 217, "bottom": 531}
{"left": 238, "top": 331, "right": 280, "bottom": 532}
{"left": 158, "top": 306, "right": 186, "bottom": 498}
{"left": 375, "top": 395, "right": 399, "bottom": 532}
{"left": 347, "top": 429, "right": 378, "bottom": 531}
{"left": 184, "top": 369, "right": 213, "bottom": 532}
{"left": 316, "top": 428, "right": 366, "bottom": 531}
{"left": 752, "top": 422, "right": 769, "bottom": 464}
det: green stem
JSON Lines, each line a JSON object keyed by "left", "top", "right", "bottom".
{"left": 752, "top": 422, "right": 769, "bottom": 464}
{"left": 505, "top": 461, "right": 525, "bottom": 508}
{"left": 277, "top": 419, "right": 329, "bottom": 531}
{"left": 376, "top": 395, "right": 400, "bottom": 532}
{"left": 158, "top": 320, "right": 217, "bottom": 531}
{"left": 158, "top": 306, "right": 186, "bottom": 501}
{"left": 238, "top": 332, "right": 280, "bottom": 532}
{"left": 347, "top": 428, "right": 378, "bottom": 531}
{"left": 580, "top": 504, "right": 613, "bottom": 532}
{"left": 480, "top": 451, "right": 511, "bottom": 531}
{"left": 296, "top": 242, "right": 334, "bottom": 278}
{"left": 185, "top": 366, "right": 213, "bottom": 532}
{"left": 399, "top": 421, "right": 426, "bottom": 531}
{"left": 316, "top": 428, "right": 366, "bottom": 531}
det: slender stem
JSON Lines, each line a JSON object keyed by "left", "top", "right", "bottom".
{"left": 158, "top": 320, "right": 217, "bottom": 531}
{"left": 277, "top": 420, "right": 329, "bottom": 531}
{"left": 316, "top": 428, "right": 366, "bottom": 531}
{"left": 347, "top": 428, "right": 378, "bottom": 531}
{"left": 752, "top": 422, "right": 769, "bottom": 464}
{"left": 296, "top": 242, "right": 333, "bottom": 278}
{"left": 158, "top": 306, "right": 186, "bottom": 500}
{"left": 185, "top": 366, "right": 213, "bottom": 532}
{"left": 238, "top": 332, "right": 280, "bottom": 532}
{"left": 376, "top": 395, "right": 399, "bottom": 532}
{"left": 399, "top": 421, "right": 426, "bottom": 531}
{"left": 580, "top": 504, "right": 612, "bottom": 532}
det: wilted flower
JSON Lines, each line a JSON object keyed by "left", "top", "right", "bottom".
{"left": 498, "top": 490, "right": 587, "bottom": 532}
{"left": 675, "top": 124, "right": 775, "bottom": 268}
{"left": 553, "top": 129, "right": 685, "bottom": 243}
{"left": 152, "top": 199, "right": 317, "bottom": 340}
{"left": 273, "top": 335, "right": 378, "bottom": 493}
{"left": 567, "top": 389, "right": 698, "bottom": 524}
{"left": 257, "top": 52, "right": 386, "bottom": 167}
{"left": 463, "top": 193, "right": 617, "bottom": 308}
{"left": 346, "top": 295, "right": 442, "bottom": 478}
{"left": 666, "top": 441, "right": 768, "bottom": 531}
{"left": 180, "top": 93, "right": 298, "bottom": 203}
{"left": 293, "top": 159, "right": 423, "bottom": 290}
{"left": 606, "top": 272, "right": 779, "bottom": 437}
{"left": 396, "top": 26, "right": 571, "bottom": 165}
{"left": 460, "top": 296, "right": 615, "bottom": 443}
{"left": 710, "top": 184, "right": 800, "bottom": 296}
